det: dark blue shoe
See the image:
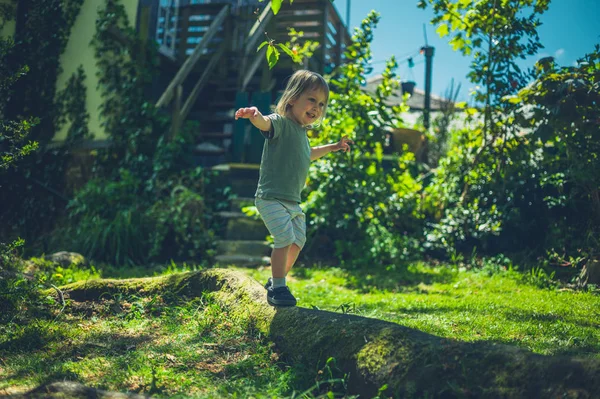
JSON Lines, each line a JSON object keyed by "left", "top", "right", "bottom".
{"left": 267, "top": 285, "right": 297, "bottom": 307}
{"left": 264, "top": 277, "right": 273, "bottom": 290}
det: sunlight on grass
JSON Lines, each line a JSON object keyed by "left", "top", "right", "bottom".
{"left": 242, "top": 263, "right": 600, "bottom": 358}
{"left": 0, "top": 291, "right": 295, "bottom": 398}
{"left": 3, "top": 260, "right": 598, "bottom": 397}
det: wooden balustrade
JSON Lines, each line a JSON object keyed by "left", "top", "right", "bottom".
{"left": 271, "top": 0, "right": 350, "bottom": 74}
{"left": 151, "top": 0, "right": 349, "bottom": 76}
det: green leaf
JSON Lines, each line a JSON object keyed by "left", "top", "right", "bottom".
{"left": 436, "top": 23, "right": 449, "bottom": 38}
{"left": 271, "top": 0, "right": 282, "bottom": 15}
{"left": 257, "top": 41, "right": 269, "bottom": 52}
{"left": 449, "top": 34, "right": 466, "bottom": 51}
{"left": 278, "top": 43, "right": 294, "bottom": 58}
{"left": 266, "top": 45, "right": 280, "bottom": 69}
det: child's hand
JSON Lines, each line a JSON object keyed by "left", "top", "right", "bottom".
{"left": 235, "top": 107, "right": 260, "bottom": 120}
{"left": 335, "top": 136, "right": 354, "bottom": 153}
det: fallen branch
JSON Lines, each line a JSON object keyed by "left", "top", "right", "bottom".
{"left": 53, "top": 269, "right": 600, "bottom": 398}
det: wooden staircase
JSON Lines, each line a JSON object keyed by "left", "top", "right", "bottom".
{"left": 140, "top": 0, "right": 351, "bottom": 263}
{"left": 146, "top": 0, "right": 351, "bottom": 167}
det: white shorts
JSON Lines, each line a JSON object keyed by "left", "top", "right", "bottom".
{"left": 255, "top": 197, "right": 306, "bottom": 249}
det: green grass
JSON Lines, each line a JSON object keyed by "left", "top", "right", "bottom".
{"left": 244, "top": 263, "right": 600, "bottom": 358}
{"left": 2, "top": 260, "right": 599, "bottom": 397}
{"left": 0, "top": 288, "right": 301, "bottom": 397}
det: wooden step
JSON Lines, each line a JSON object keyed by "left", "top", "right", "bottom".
{"left": 199, "top": 132, "right": 233, "bottom": 140}
{"left": 190, "top": 110, "right": 234, "bottom": 122}
{"left": 194, "top": 142, "right": 226, "bottom": 155}
{"left": 216, "top": 86, "right": 237, "bottom": 93}
{"left": 209, "top": 100, "right": 235, "bottom": 108}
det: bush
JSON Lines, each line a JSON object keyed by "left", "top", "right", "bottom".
{"left": 423, "top": 45, "right": 600, "bottom": 266}
{"left": 304, "top": 11, "right": 426, "bottom": 267}
{"left": 61, "top": 165, "right": 217, "bottom": 266}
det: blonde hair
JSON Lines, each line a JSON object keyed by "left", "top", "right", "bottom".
{"left": 275, "top": 70, "right": 329, "bottom": 126}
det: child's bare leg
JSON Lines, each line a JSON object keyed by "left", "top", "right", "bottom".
{"left": 285, "top": 244, "right": 301, "bottom": 275}
{"left": 271, "top": 245, "right": 290, "bottom": 279}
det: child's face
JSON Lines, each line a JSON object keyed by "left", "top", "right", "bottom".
{"left": 288, "top": 88, "right": 327, "bottom": 126}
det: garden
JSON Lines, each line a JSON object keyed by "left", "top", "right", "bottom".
{"left": 1, "top": 0, "right": 599, "bottom": 397}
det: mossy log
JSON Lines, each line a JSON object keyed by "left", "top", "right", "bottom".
{"left": 55, "top": 269, "right": 600, "bottom": 398}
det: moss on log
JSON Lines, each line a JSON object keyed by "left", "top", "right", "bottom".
{"left": 55, "top": 269, "right": 600, "bottom": 398}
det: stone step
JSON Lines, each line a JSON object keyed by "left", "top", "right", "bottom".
{"left": 212, "top": 163, "right": 260, "bottom": 178}
{"left": 194, "top": 142, "right": 226, "bottom": 155}
{"left": 217, "top": 211, "right": 268, "bottom": 240}
{"left": 230, "top": 196, "right": 255, "bottom": 212}
{"left": 212, "top": 164, "right": 259, "bottom": 197}
{"left": 198, "top": 132, "right": 233, "bottom": 140}
{"left": 190, "top": 110, "right": 234, "bottom": 122}
{"left": 209, "top": 100, "right": 235, "bottom": 109}
{"left": 215, "top": 254, "right": 270, "bottom": 267}
{"left": 216, "top": 239, "right": 271, "bottom": 257}
{"left": 230, "top": 178, "right": 258, "bottom": 198}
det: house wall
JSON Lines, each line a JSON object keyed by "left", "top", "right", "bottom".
{"left": 54, "top": 0, "right": 140, "bottom": 143}
{"left": 0, "top": 0, "right": 15, "bottom": 37}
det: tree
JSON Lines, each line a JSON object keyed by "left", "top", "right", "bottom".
{"left": 511, "top": 45, "right": 600, "bottom": 276}
{"left": 0, "top": 2, "right": 41, "bottom": 320}
{"left": 417, "top": 0, "right": 559, "bottom": 257}
{"left": 418, "top": 0, "right": 549, "bottom": 145}
{"left": 304, "top": 11, "right": 424, "bottom": 266}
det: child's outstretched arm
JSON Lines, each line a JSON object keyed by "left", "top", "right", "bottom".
{"left": 234, "top": 106, "right": 271, "bottom": 132}
{"left": 310, "top": 136, "right": 353, "bottom": 161}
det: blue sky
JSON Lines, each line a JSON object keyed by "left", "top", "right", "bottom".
{"left": 331, "top": 0, "right": 600, "bottom": 102}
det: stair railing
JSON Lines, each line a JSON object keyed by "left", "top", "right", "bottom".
{"left": 238, "top": 1, "right": 273, "bottom": 91}
{"left": 179, "top": 40, "right": 228, "bottom": 124}
{"left": 154, "top": 5, "right": 230, "bottom": 141}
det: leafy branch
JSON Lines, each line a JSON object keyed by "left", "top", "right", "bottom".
{"left": 256, "top": 0, "right": 321, "bottom": 69}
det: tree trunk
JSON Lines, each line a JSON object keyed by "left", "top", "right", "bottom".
{"left": 55, "top": 269, "right": 600, "bottom": 398}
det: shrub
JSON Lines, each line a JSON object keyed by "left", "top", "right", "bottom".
{"left": 304, "top": 11, "right": 425, "bottom": 267}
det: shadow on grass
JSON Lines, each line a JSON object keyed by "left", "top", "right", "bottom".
{"left": 501, "top": 307, "right": 600, "bottom": 330}
{"left": 269, "top": 304, "right": 600, "bottom": 398}
{"left": 352, "top": 302, "right": 600, "bottom": 359}
{"left": 294, "top": 262, "right": 459, "bottom": 293}
{"left": 0, "top": 327, "right": 155, "bottom": 395}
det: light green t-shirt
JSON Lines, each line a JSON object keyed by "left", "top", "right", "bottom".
{"left": 255, "top": 113, "right": 311, "bottom": 203}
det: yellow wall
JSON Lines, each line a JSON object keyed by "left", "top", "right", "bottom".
{"left": 55, "top": 0, "right": 139, "bottom": 142}
{"left": 1, "top": 0, "right": 16, "bottom": 38}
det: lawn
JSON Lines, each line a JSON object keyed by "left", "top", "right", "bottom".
{"left": 1, "top": 261, "right": 599, "bottom": 398}
{"left": 244, "top": 263, "right": 600, "bottom": 358}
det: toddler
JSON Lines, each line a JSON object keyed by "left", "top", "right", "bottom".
{"left": 235, "top": 70, "right": 352, "bottom": 306}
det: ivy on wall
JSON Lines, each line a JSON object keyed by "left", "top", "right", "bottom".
{"left": 6, "top": 0, "right": 84, "bottom": 146}
{"left": 91, "top": 0, "right": 163, "bottom": 179}
{"left": 55, "top": 65, "right": 92, "bottom": 144}
{"left": 0, "top": 0, "right": 84, "bottom": 247}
